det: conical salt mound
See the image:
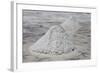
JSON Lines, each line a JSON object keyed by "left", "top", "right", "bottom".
{"left": 29, "top": 17, "right": 80, "bottom": 55}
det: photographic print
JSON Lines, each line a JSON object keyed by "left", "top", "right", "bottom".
{"left": 11, "top": 2, "right": 97, "bottom": 71}
{"left": 22, "top": 10, "right": 91, "bottom": 62}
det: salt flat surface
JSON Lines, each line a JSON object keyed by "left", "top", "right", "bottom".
{"left": 22, "top": 10, "right": 91, "bottom": 62}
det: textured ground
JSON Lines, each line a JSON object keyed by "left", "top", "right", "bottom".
{"left": 22, "top": 10, "right": 91, "bottom": 62}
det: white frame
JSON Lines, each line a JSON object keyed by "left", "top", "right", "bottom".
{"left": 11, "top": 1, "right": 97, "bottom": 72}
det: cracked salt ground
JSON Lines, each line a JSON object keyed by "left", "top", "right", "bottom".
{"left": 22, "top": 10, "right": 91, "bottom": 62}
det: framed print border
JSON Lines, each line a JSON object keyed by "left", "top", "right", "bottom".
{"left": 11, "top": 1, "right": 97, "bottom": 72}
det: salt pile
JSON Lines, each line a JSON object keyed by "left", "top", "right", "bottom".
{"left": 29, "top": 17, "right": 81, "bottom": 55}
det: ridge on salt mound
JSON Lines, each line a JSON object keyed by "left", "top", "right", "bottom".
{"left": 29, "top": 17, "right": 81, "bottom": 55}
